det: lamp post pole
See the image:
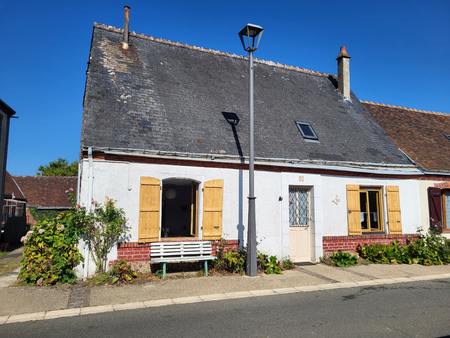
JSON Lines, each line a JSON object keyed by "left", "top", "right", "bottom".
{"left": 238, "top": 23, "right": 263, "bottom": 277}
{"left": 246, "top": 49, "right": 257, "bottom": 277}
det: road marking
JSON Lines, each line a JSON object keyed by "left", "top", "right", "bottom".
{"left": 2, "top": 273, "right": 450, "bottom": 325}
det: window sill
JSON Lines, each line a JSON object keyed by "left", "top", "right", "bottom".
{"left": 160, "top": 237, "right": 199, "bottom": 242}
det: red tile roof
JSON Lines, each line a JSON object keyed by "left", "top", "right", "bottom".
{"left": 5, "top": 172, "right": 26, "bottom": 200}
{"left": 12, "top": 176, "right": 77, "bottom": 208}
{"left": 363, "top": 102, "right": 450, "bottom": 173}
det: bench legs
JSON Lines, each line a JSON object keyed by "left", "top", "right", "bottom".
{"left": 158, "top": 261, "right": 209, "bottom": 278}
{"left": 162, "top": 262, "right": 167, "bottom": 279}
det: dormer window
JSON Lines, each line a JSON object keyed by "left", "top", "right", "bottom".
{"left": 295, "top": 121, "right": 318, "bottom": 141}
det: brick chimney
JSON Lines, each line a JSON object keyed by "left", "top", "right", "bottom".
{"left": 336, "top": 46, "right": 351, "bottom": 100}
{"left": 122, "top": 6, "right": 130, "bottom": 50}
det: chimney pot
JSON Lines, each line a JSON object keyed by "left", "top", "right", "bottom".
{"left": 122, "top": 5, "right": 130, "bottom": 50}
{"left": 336, "top": 45, "right": 351, "bottom": 100}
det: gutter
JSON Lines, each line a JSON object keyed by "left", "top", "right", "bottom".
{"left": 83, "top": 147, "right": 422, "bottom": 176}
{"left": 420, "top": 170, "right": 450, "bottom": 177}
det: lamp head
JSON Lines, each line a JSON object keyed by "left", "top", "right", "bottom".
{"left": 238, "top": 23, "right": 264, "bottom": 52}
{"left": 222, "top": 112, "right": 240, "bottom": 126}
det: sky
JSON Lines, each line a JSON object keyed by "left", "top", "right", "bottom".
{"left": 1, "top": 0, "right": 449, "bottom": 176}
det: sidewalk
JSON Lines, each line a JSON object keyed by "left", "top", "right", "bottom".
{"left": 0, "top": 247, "right": 22, "bottom": 288}
{"left": 1, "top": 263, "right": 450, "bottom": 324}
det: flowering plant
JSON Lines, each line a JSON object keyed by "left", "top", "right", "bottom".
{"left": 81, "top": 198, "right": 128, "bottom": 273}
{"left": 19, "top": 210, "right": 86, "bottom": 285}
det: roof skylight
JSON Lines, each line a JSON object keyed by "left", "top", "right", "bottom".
{"left": 295, "top": 121, "right": 319, "bottom": 141}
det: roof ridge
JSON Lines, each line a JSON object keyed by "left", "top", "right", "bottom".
{"left": 94, "top": 23, "right": 330, "bottom": 78}
{"left": 362, "top": 100, "right": 449, "bottom": 116}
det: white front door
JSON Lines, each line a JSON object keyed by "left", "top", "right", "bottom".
{"left": 288, "top": 186, "right": 312, "bottom": 262}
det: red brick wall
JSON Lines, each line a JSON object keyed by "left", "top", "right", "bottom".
{"left": 323, "top": 234, "right": 419, "bottom": 254}
{"left": 113, "top": 239, "right": 239, "bottom": 264}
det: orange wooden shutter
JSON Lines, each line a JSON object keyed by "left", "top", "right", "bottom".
{"left": 202, "top": 179, "right": 224, "bottom": 240}
{"left": 138, "top": 177, "right": 161, "bottom": 242}
{"left": 346, "top": 184, "right": 362, "bottom": 235}
{"left": 386, "top": 186, "right": 402, "bottom": 234}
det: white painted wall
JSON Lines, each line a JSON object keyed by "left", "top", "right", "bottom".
{"left": 78, "top": 158, "right": 427, "bottom": 276}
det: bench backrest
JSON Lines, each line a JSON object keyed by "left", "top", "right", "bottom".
{"left": 150, "top": 241, "right": 213, "bottom": 259}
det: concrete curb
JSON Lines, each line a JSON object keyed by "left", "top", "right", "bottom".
{"left": 3, "top": 272, "right": 450, "bottom": 325}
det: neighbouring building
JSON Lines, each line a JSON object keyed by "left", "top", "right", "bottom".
{"left": 0, "top": 100, "right": 19, "bottom": 248}
{"left": 363, "top": 102, "right": 450, "bottom": 235}
{"left": 1, "top": 173, "right": 27, "bottom": 248}
{"left": 13, "top": 176, "right": 77, "bottom": 226}
{"left": 76, "top": 10, "right": 448, "bottom": 276}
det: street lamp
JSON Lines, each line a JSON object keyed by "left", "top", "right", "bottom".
{"left": 238, "top": 23, "right": 264, "bottom": 277}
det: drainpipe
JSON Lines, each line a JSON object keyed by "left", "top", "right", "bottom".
{"left": 76, "top": 160, "right": 82, "bottom": 205}
{"left": 83, "top": 146, "right": 94, "bottom": 278}
{"left": 87, "top": 147, "right": 94, "bottom": 211}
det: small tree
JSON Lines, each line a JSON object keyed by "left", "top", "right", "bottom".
{"left": 37, "top": 158, "right": 78, "bottom": 176}
{"left": 82, "top": 199, "right": 128, "bottom": 273}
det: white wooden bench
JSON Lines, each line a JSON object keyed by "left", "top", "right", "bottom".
{"left": 150, "top": 241, "right": 216, "bottom": 278}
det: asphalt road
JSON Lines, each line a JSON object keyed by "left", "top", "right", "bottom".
{"left": 2, "top": 279, "right": 450, "bottom": 337}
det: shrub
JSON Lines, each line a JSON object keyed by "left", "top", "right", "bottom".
{"left": 29, "top": 208, "right": 63, "bottom": 223}
{"left": 329, "top": 251, "right": 358, "bottom": 267}
{"left": 217, "top": 250, "right": 246, "bottom": 274}
{"left": 214, "top": 241, "right": 285, "bottom": 275}
{"left": 109, "top": 260, "right": 138, "bottom": 283}
{"left": 280, "top": 258, "right": 295, "bottom": 270}
{"left": 82, "top": 199, "right": 128, "bottom": 273}
{"left": 19, "top": 211, "right": 85, "bottom": 285}
{"left": 357, "top": 232, "right": 450, "bottom": 266}
{"left": 259, "top": 255, "right": 282, "bottom": 274}
{"left": 88, "top": 260, "right": 137, "bottom": 285}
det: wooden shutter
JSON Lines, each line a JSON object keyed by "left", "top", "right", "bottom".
{"left": 386, "top": 186, "right": 402, "bottom": 234}
{"left": 202, "top": 179, "right": 224, "bottom": 240}
{"left": 427, "top": 187, "right": 442, "bottom": 229}
{"left": 138, "top": 177, "right": 161, "bottom": 242}
{"left": 346, "top": 185, "right": 362, "bottom": 235}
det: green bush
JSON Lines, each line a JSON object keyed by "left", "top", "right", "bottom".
{"left": 329, "top": 251, "right": 358, "bottom": 267}
{"left": 19, "top": 211, "right": 86, "bottom": 285}
{"left": 280, "top": 257, "right": 295, "bottom": 270}
{"left": 90, "top": 260, "right": 137, "bottom": 285}
{"left": 214, "top": 241, "right": 285, "bottom": 275}
{"left": 29, "top": 208, "right": 63, "bottom": 223}
{"left": 217, "top": 250, "right": 247, "bottom": 274}
{"left": 357, "top": 233, "right": 450, "bottom": 266}
{"left": 259, "top": 254, "right": 282, "bottom": 274}
{"left": 109, "top": 260, "right": 138, "bottom": 284}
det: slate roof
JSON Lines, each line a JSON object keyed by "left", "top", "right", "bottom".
{"left": 5, "top": 172, "right": 25, "bottom": 200}
{"left": 363, "top": 102, "right": 450, "bottom": 173}
{"left": 81, "top": 24, "right": 411, "bottom": 167}
{"left": 12, "top": 176, "right": 77, "bottom": 209}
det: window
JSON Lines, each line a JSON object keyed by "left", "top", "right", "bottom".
{"left": 427, "top": 188, "right": 450, "bottom": 232}
{"left": 443, "top": 190, "right": 450, "bottom": 230}
{"left": 138, "top": 177, "right": 224, "bottom": 242}
{"left": 289, "top": 187, "right": 310, "bottom": 227}
{"left": 359, "top": 187, "right": 384, "bottom": 232}
{"left": 295, "top": 121, "right": 318, "bottom": 141}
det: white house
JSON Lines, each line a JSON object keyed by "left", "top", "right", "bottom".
{"left": 77, "top": 15, "right": 448, "bottom": 276}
